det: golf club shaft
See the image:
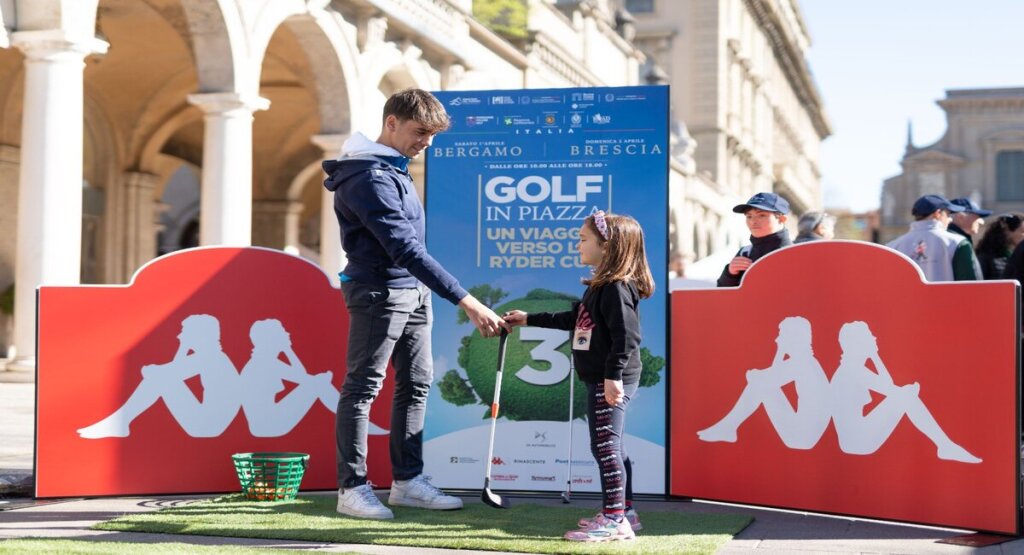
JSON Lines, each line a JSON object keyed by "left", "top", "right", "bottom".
{"left": 484, "top": 330, "right": 508, "bottom": 481}
{"left": 565, "top": 331, "right": 574, "bottom": 499}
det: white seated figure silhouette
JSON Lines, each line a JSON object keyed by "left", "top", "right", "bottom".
{"left": 239, "top": 319, "right": 343, "bottom": 437}
{"left": 77, "top": 314, "right": 241, "bottom": 438}
{"left": 698, "top": 316, "right": 831, "bottom": 449}
{"left": 830, "top": 321, "right": 981, "bottom": 463}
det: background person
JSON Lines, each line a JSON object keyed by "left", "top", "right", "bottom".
{"left": 948, "top": 197, "right": 992, "bottom": 244}
{"left": 717, "top": 192, "right": 792, "bottom": 287}
{"left": 975, "top": 213, "right": 1024, "bottom": 280}
{"left": 887, "top": 194, "right": 979, "bottom": 281}
{"left": 794, "top": 211, "right": 836, "bottom": 243}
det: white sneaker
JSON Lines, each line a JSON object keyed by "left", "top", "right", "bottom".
{"left": 336, "top": 483, "right": 394, "bottom": 519}
{"left": 388, "top": 475, "right": 463, "bottom": 510}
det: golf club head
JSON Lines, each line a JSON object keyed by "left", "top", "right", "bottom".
{"left": 560, "top": 491, "right": 571, "bottom": 504}
{"left": 482, "top": 486, "right": 510, "bottom": 509}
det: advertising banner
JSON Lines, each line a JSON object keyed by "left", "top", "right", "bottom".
{"left": 424, "top": 86, "right": 669, "bottom": 493}
{"left": 35, "top": 248, "right": 383, "bottom": 497}
{"left": 671, "top": 241, "right": 1020, "bottom": 534}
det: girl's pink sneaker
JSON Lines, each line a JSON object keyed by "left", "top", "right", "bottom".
{"left": 577, "top": 508, "right": 642, "bottom": 531}
{"left": 564, "top": 513, "right": 635, "bottom": 542}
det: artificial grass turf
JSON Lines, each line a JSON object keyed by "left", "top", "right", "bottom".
{"left": 0, "top": 538, "right": 345, "bottom": 554}
{"left": 94, "top": 494, "right": 752, "bottom": 554}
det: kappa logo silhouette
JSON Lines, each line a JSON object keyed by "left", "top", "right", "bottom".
{"left": 697, "top": 317, "right": 981, "bottom": 464}
{"left": 76, "top": 315, "right": 390, "bottom": 439}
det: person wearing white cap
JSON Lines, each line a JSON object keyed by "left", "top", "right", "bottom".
{"left": 886, "top": 194, "right": 980, "bottom": 281}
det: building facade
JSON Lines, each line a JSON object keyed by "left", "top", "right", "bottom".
{"left": 623, "top": 0, "right": 830, "bottom": 261}
{"left": 880, "top": 88, "right": 1024, "bottom": 243}
{"left": 0, "top": 0, "right": 649, "bottom": 369}
{"left": 0, "top": 0, "right": 829, "bottom": 370}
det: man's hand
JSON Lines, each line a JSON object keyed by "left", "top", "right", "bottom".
{"left": 502, "top": 310, "right": 528, "bottom": 327}
{"left": 459, "top": 295, "right": 510, "bottom": 338}
{"left": 728, "top": 256, "right": 753, "bottom": 276}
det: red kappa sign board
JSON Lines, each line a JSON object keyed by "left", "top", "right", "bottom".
{"left": 37, "top": 247, "right": 395, "bottom": 497}
{"left": 671, "top": 241, "right": 1019, "bottom": 534}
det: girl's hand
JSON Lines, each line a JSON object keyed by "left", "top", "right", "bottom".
{"left": 604, "top": 379, "right": 625, "bottom": 406}
{"left": 502, "top": 310, "right": 528, "bottom": 327}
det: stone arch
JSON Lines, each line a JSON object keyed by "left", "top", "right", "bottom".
{"left": 249, "top": 5, "right": 362, "bottom": 253}
{"left": 137, "top": 104, "right": 204, "bottom": 190}
{"left": 179, "top": 0, "right": 246, "bottom": 93}
{"left": 281, "top": 11, "right": 359, "bottom": 135}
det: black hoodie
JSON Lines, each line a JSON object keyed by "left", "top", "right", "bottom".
{"left": 716, "top": 229, "right": 793, "bottom": 287}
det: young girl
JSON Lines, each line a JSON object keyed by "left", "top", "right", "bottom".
{"left": 504, "top": 211, "right": 654, "bottom": 543}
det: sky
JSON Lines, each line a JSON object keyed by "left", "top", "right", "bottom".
{"left": 800, "top": 1, "right": 1024, "bottom": 212}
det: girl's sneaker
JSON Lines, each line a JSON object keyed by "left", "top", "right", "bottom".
{"left": 578, "top": 508, "right": 642, "bottom": 531}
{"left": 564, "top": 513, "right": 635, "bottom": 542}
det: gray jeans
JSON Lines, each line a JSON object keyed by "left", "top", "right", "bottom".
{"left": 337, "top": 281, "right": 433, "bottom": 488}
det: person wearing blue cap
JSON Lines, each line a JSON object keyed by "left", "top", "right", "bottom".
{"left": 717, "top": 192, "right": 792, "bottom": 287}
{"left": 886, "top": 194, "right": 980, "bottom": 281}
{"left": 948, "top": 197, "right": 993, "bottom": 244}
{"left": 948, "top": 197, "right": 991, "bottom": 278}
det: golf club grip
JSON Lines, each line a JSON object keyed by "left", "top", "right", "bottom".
{"left": 496, "top": 328, "right": 508, "bottom": 374}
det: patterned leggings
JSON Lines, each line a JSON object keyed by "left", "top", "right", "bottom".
{"left": 586, "top": 380, "right": 638, "bottom": 514}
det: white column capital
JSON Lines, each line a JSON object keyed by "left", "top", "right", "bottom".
{"left": 187, "top": 92, "right": 270, "bottom": 115}
{"left": 11, "top": 30, "right": 108, "bottom": 61}
{"left": 311, "top": 134, "right": 349, "bottom": 159}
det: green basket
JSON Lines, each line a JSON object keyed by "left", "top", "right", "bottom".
{"left": 232, "top": 452, "right": 309, "bottom": 502}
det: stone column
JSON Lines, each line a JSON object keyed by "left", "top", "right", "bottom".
{"left": 122, "top": 171, "right": 161, "bottom": 279}
{"left": 7, "top": 31, "right": 107, "bottom": 372}
{"left": 252, "top": 200, "right": 303, "bottom": 251}
{"left": 0, "top": 146, "right": 19, "bottom": 360}
{"left": 186, "top": 92, "right": 270, "bottom": 246}
{"left": 312, "top": 134, "right": 348, "bottom": 285}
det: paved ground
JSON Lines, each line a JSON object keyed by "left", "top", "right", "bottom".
{"left": 3, "top": 369, "right": 1023, "bottom": 553}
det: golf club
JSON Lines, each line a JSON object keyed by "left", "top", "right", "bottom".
{"left": 482, "top": 328, "right": 510, "bottom": 509}
{"left": 561, "top": 330, "right": 574, "bottom": 503}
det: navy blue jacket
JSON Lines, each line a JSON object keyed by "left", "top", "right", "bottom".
{"left": 323, "top": 155, "right": 468, "bottom": 305}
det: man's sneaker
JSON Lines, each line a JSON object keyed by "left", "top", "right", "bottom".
{"left": 336, "top": 483, "right": 394, "bottom": 519}
{"left": 388, "top": 475, "right": 463, "bottom": 510}
{"left": 578, "top": 508, "right": 642, "bottom": 531}
{"left": 564, "top": 513, "right": 635, "bottom": 542}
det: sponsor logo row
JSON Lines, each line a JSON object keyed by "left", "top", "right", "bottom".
{"left": 449, "top": 92, "right": 637, "bottom": 107}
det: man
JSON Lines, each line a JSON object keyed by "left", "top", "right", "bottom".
{"left": 323, "top": 89, "right": 508, "bottom": 520}
{"left": 887, "top": 194, "right": 980, "bottom": 281}
{"left": 948, "top": 197, "right": 992, "bottom": 243}
{"left": 794, "top": 211, "right": 836, "bottom": 243}
{"left": 717, "top": 192, "right": 793, "bottom": 287}
{"left": 947, "top": 197, "right": 991, "bottom": 279}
